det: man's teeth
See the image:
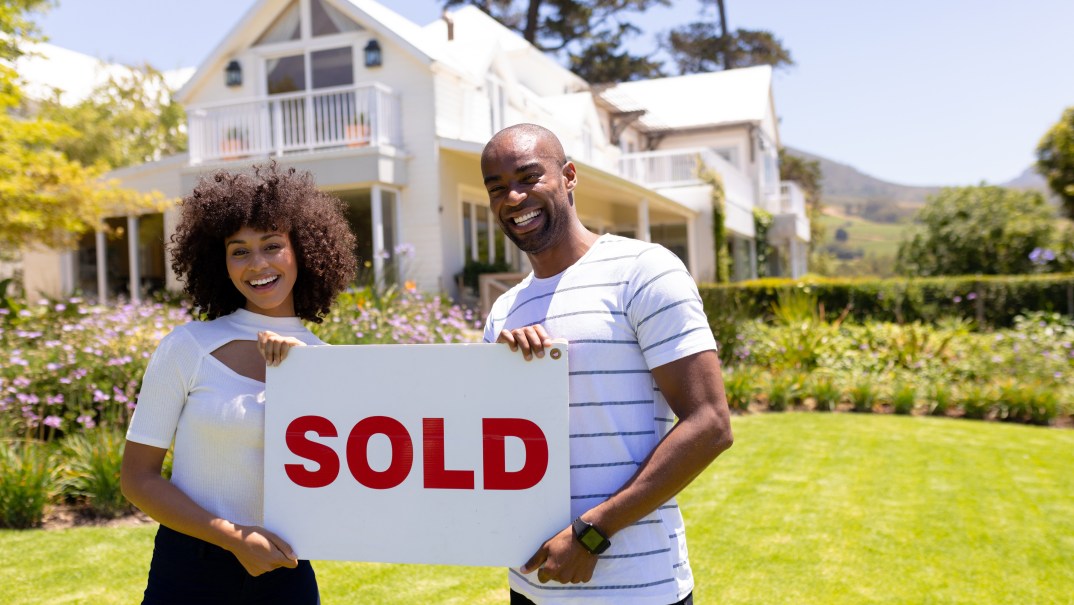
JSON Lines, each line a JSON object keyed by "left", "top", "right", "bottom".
{"left": 250, "top": 276, "right": 278, "bottom": 286}
{"left": 514, "top": 210, "right": 541, "bottom": 225}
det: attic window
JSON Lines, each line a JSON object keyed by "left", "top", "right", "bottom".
{"left": 255, "top": 0, "right": 301, "bottom": 45}
{"left": 312, "top": 0, "right": 361, "bottom": 36}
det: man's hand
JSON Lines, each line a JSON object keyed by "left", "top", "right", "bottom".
{"left": 497, "top": 324, "right": 553, "bottom": 361}
{"left": 520, "top": 524, "right": 598, "bottom": 584}
{"left": 258, "top": 330, "right": 305, "bottom": 367}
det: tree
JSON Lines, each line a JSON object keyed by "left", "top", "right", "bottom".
{"left": 895, "top": 185, "right": 1057, "bottom": 277}
{"left": 444, "top": 0, "right": 670, "bottom": 83}
{"left": 38, "top": 65, "right": 187, "bottom": 170}
{"left": 664, "top": 0, "right": 793, "bottom": 74}
{"left": 0, "top": 0, "right": 164, "bottom": 253}
{"left": 1036, "top": 105, "right": 1074, "bottom": 220}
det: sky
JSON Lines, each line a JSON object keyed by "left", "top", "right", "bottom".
{"left": 33, "top": 0, "right": 1074, "bottom": 187}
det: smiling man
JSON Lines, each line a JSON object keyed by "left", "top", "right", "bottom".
{"left": 480, "top": 123, "right": 734, "bottom": 605}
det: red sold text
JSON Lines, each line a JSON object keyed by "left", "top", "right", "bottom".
{"left": 285, "top": 416, "right": 549, "bottom": 490}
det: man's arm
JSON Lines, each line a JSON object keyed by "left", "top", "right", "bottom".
{"left": 515, "top": 344, "right": 733, "bottom": 584}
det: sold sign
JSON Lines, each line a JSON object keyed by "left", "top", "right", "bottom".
{"left": 264, "top": 343, "right": 570, "bottom": 566}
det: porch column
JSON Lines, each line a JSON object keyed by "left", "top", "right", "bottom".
{"left": 96, "top": 229, "right": 108, "bottom": 303}
{"left": 637, "top": 199, "right": 651, "bottom": 243}
{"left": 60, "top": 251, "right": 77, "bottom": 298}
{"left": 748, "top": 238, "right": 758, "bottom": 280}
{"left": 371, "top": 186, "right": 385, "bottom": 285}
{"left": 127, "top": 216, "right": 141, "bottom": 304}
{"left": 686, "top": 215, "right": 699, "bottom": 278}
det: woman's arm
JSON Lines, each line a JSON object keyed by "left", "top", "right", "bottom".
{"left": 121, "top": 442, "right": 298, "bottom": 576}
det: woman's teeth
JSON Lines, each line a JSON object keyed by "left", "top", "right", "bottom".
{"left": 250, "top": 276, "right": 278, "bottom": 287}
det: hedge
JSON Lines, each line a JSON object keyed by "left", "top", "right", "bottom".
{"left": 699, "top": 273, "right": 1074, "bottom": 328}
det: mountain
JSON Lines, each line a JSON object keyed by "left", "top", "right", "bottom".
{"left": 783, "top": 147, "right": 1054, "bottom": 222}
{"left": 784, "top": 146, "right": 939, "bottom": 209}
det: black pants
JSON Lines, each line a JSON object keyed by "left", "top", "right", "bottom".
{"left": 141, "top": 524, "right": 319, "bottom": 605}
{"left": 511, "top": 589, "right": 693, "bottom": 605}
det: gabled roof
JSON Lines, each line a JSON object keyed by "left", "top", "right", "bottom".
{"left": 175, "top": 0, "right": 440, "bottom": 104}
{"left": 599, "top": 65, "right": 774, "bottom": 131}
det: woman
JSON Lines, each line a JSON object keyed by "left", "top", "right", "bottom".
{"left": 121, "top": 162, "right": 357, "bottom": 604}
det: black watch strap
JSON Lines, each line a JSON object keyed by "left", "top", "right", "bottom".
{"left": 572, "top": 517, "right": 611, "bottom": 555}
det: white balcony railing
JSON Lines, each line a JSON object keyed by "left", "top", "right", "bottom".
{"left": 187, "top": 83, "right": 401, "bottom": 165}
{"left": 618, "top": 147, "right": 756, "bottom": 211}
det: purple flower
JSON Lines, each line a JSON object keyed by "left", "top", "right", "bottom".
{"left": 966, "top": 292, "right": 977, "bottom": 300}
{"left": 953, "top": 296, "right": 962, "bottom": 303}
{"left": 43, "top": 415, "right": 62, "bottom": 429}
{"left": 76, "top": 414, "right": 96, "bottom": 429}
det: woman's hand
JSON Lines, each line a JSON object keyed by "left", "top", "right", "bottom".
{"left": 258, "top": 330, "right": 305, "bottom": 367}
{"left": 228, "top": 524, "right": 300, "bottom": 576}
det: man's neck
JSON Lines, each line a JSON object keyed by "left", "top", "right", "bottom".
{"left": 528, "top": 228, "right": 601, "bottom": 278}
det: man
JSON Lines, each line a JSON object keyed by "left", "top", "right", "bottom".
{"left": 480, "top": 123, "right": 734, "bottom": 605}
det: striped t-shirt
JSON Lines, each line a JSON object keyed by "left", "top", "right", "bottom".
{"left": 483, "top": 234, "right": 717, "bottom": 605}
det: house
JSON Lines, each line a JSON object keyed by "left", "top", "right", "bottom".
{"left": 16, "top": 0, "right": 809, "bottom": 305}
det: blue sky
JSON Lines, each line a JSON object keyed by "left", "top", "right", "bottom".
{"left": 35, "top": 0, "right": 1074, "bottom": 187}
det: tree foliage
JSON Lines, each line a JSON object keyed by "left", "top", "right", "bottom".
{"left": 0, "top": 0, "right": 165, "bottom": 253}
{"left": 444, "top": 0, "right": 792, "bottom": 82}
{"left": 664, "top": 18, "right": 793, "bottom": 73}
{"left": 444, "top": 0, "right": 669, "bottom": 83}
{"left": 38, "top": 65, "right": 187, "bottom": 170}
{"left": 1036, "top": 105, "right": 1074, "bottom": 220}
{"left": 896, "top": 185, "right": 1057, "bottom": 277}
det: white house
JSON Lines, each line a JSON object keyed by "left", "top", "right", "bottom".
{"left": 17, "top": 0, "right": 809, "bottom": 304}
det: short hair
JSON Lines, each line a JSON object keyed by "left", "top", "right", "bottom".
{"left": 170, "top": 162, "right": 357, "bottom": 322}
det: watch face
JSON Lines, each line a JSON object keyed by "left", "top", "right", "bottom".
{"left": 580, "top": 528, "right": 606, "bottom": 552}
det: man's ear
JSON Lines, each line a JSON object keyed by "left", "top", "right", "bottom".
{"left": 562, "top": 161, "right": 578, "bottom": 193}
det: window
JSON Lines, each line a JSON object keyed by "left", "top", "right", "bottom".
{"left": 255, "top": 0, "right": 301, "bottom": 45}
{"left": 267, "top": 54, "right": 305, "bottom": 95}
{"left": 462, "top": 200, "right": 510, "bottom": 266}
{"left": 311, "top": 0, "right": 361, "bottom": 36}
{"left": 311, "top": 47, "right": 354, "bottom": 89}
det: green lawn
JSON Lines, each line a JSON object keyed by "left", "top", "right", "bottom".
{"left": 2, "top": 414, "right": 1072, "bottom": 604}
{"left": 818, "top": 212, "right": 907, "bottom": 257}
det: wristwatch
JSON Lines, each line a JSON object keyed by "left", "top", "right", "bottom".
{"left": 572, "top": 517, "right": 611, "bottom": 555}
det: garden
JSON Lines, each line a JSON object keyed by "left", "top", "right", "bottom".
{"left": 1, "top": 276, "right": 1073, "bottom": 603}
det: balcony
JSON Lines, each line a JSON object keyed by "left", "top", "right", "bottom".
{"left": 767, "top": 181, "right": 810, "bottom": 242}
{"left": 187, "top": 83, "right": 402, "bottom": 165}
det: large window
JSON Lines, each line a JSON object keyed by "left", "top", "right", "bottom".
{"left": 462, "top": 200, "right": 511, "bottom": 267}
{"left": 337, "top": 188, "right": 400, "bottom": 284}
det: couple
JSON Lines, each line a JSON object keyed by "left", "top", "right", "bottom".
{"left": 121, "top": 124, "right": 733, "bottom": 605}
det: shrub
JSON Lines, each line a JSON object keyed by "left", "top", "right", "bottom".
{"left": 959, "top": 383, "right": 995, "bottom": 420}
{"left": 848, "top": 374, "right": 879, "bottom": 413}
{"left": 0, "top": 440, "right": 56, "bottom": 529}
{"left": 764, "top": 372, "right": 802, "bottom": 412}
{"left": 926, "top": 381, "right": 954, "bottom": 416}
{"left": 807, "top": 373, "right": 842, "bottom": 412}
{"left": 891, "top": 383, "right": 917, "bottom": 415}
{"left": 58, "top": 428, "right": 128, "bottom": 518}
{"left": 722, "top": 367, "right": 756, "bottom": 412}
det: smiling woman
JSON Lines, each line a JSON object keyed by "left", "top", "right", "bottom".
{"left": 119, "top": 162, "right": 357, "bottom": 605}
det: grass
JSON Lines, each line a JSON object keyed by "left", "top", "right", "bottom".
{"left": 2, "top": 414, "right": 1072, "bottom": 604}
{"left": 818, "top": 211, "right": 907, "bottom": 257}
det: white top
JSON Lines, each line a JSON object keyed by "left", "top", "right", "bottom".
{"left": 126, "top": 309, "right": 324, "bottom": 526}
{"left": 484, "top": 234, "right": 717, "bottom": 605}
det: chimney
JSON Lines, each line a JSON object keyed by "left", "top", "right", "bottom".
{"left": 442, "top": 9, "right": 455, "bottom": 41}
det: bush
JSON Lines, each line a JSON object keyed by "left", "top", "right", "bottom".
{"left": 891, "top": 383, "right": 917, "bottom": 415}
{"left": 807, "top": 373, "right": 842, "bottom": 412}
{"left": 723, "top": 367, "right": 756, "bottom": 412}
{"left": 58, "top": 428, "right": 128, "bottom": 518}
{"left": 0, "top": 440, "right": 56, "bottom": 529}
{"left": 700, "top": 274, "right": 1074, "bottom": 330}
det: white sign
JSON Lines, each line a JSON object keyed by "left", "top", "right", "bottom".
{"left": 264, "top": 343, "right": 570, "bottom": 567}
